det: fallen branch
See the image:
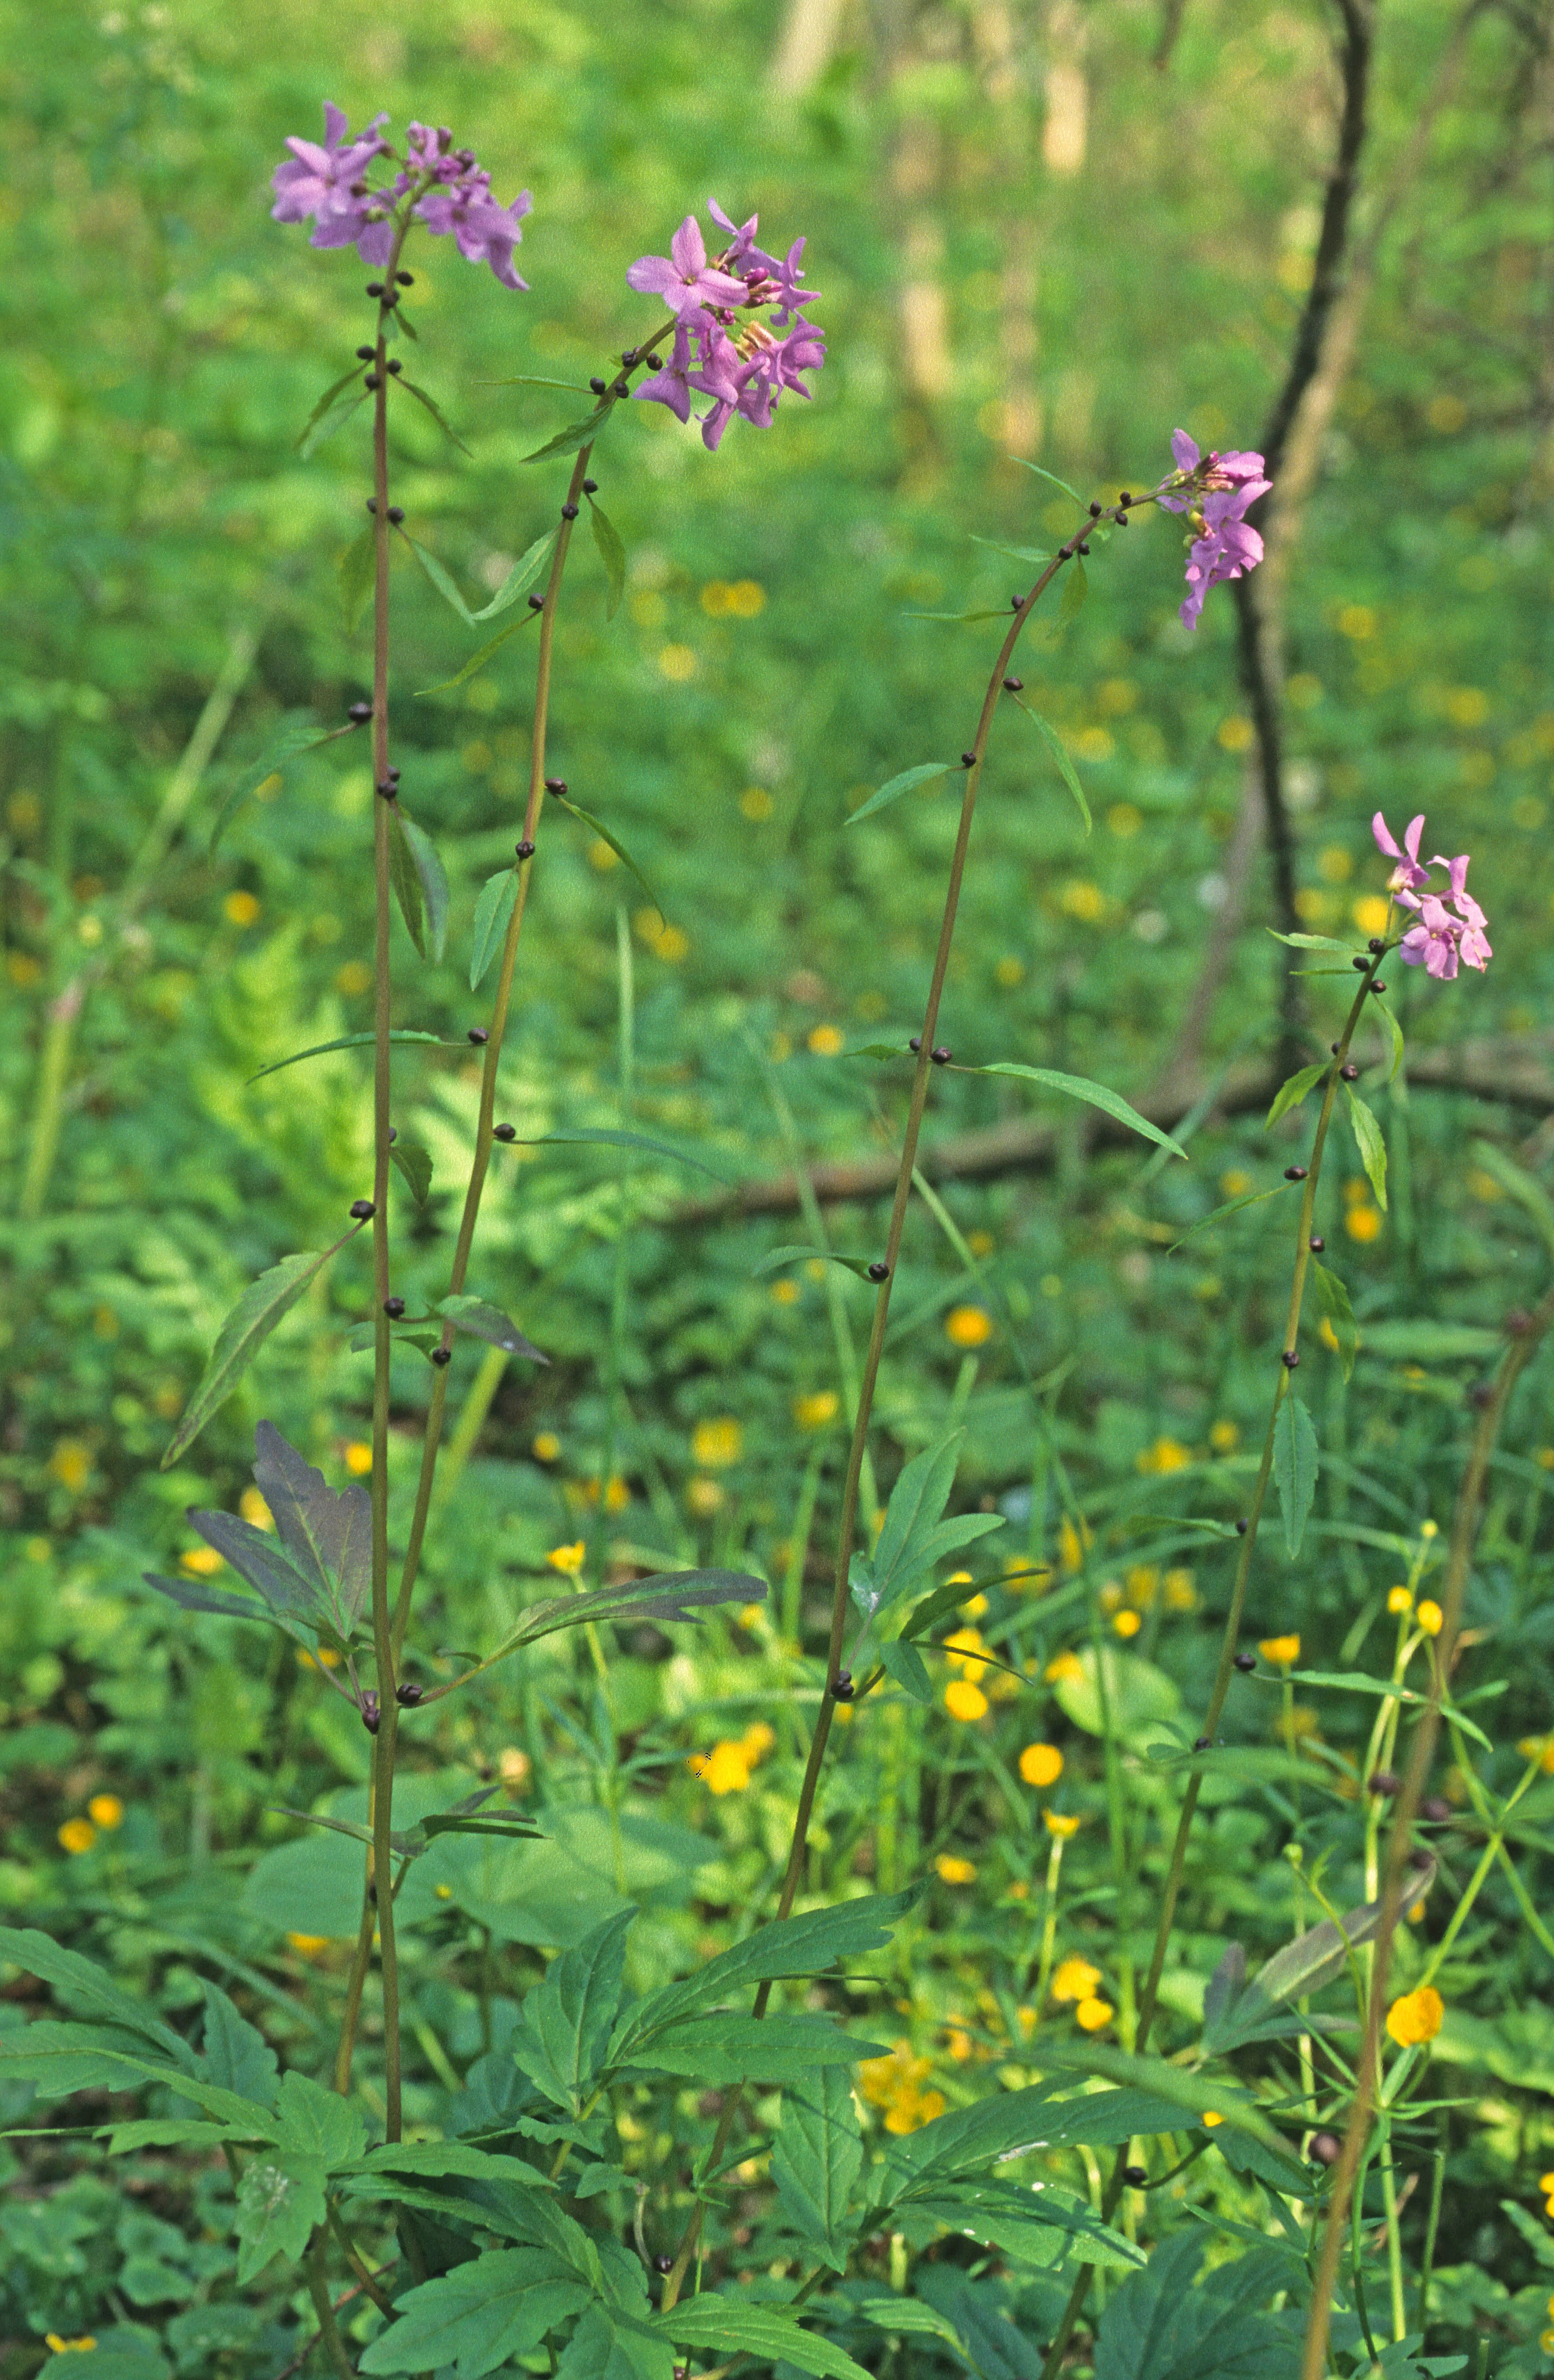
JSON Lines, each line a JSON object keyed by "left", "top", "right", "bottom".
{"left": 670, "top": 1037, "right": 1554, "bottom": 1222}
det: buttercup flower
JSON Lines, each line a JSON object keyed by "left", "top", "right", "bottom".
{"left": 1370, "top": 813, "right": 1492, "bottom": 981}
{"left": 1075, "top": 1995, "right": 1114, "bottom": 2032}
{"left": 935, "top": 1854, "right": 977, "bottom": 1884}
{"left": 1386, "top": 1985, "right": 1444, "bottom": 2046}
{"left": 1052, "top": 1956, "right": 1101, "bottom": 2002}
{"left": 1020, "top": 1742, "right": 1064, "bottom": 1788}
{"left": 629, "top": 201, "right": 825, "bottom": 452}
{"left": 1259, "top": 1633, "right": 1301, "bottom": 1668}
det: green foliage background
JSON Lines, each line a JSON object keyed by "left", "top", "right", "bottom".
{"left": 2, "top": 0, "right": 1554, "bottom": 2370}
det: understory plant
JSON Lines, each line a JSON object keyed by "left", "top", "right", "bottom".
{"left": 5, "top": 86, "right": 1554, "bottom": 2380}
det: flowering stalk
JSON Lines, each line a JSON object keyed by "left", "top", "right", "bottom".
{"left": 661, "top": 437, "right": 1245, "bottom": 2308}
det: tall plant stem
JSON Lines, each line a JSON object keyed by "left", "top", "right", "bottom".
{"left": 304, "top": 2233, "right": 358, "bottom": 2380}
{"left": 661, "top": 509, "right": 1113, "bottom": 2314}
{"left": 1039, "top": 951, "right": 1387, "bottom": 2380}
{"left": 1299, "top": 1276, "right": 1554, "bottom": 2380}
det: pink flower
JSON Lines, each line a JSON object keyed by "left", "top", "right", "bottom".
{"left": 626, "top": 215, "right": 749, "bottom": 318}
{"left": 1370, "top": 812, "right": 1492, "bottom": 978}
{"left": 1155, "top": 433, "right": 1270, "bottom": 626}
{"left": 272, "top": 102, "right": 393, "bottom": 265}
{"left": 630, "top": 205, "right": 824, "bottom": 450}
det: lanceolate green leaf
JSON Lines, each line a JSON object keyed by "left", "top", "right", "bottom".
{"left": 469, "top": 868, "right": 519, "bottom": 990}
{"left": 437, "top": 1294, "right": 547, "bottom": 1361}
{"left": 416, "top": 604, "right": 541, "bottom": 697}
{"left": 1272, "top": 1391, "right": 1319, "bottom": 1558}
{"left": 1265, "top": 1060, "right": 1327, "bottom": 1127}
{"left": 301, "top": 389, "right": 368, "bottom": 461}
{"left": 1312, "top": 1260, "right": 1358, "bottom": 1381}
{"left": 1344, "top": 1081, "right": 1388, "bottom": 1209}
{"left": 388, "top": 806, "right": 425, "bottom": 953}
{"left": 1008, "top": 694, "right": 1091, "bottom": 830}
{"left": 481, "top": 1572, "right": 768, "bottom": 1672}
{"left": 469, "top": 528, "right": 557, "bottom": 623}
{"left": 753, "top": 1243, "right": 879, "bottom": 1281}
{"left": 845, "top": 762, "right": 953, "bottom": 824}
{"left": 209, "top": 717, "right": 357, "bottom": 852}
{"left": 1167, "top": 1181, "right": 1292, "bottom": 1255}
{"left": 392, "top": 808, "right": 450, "bottom": 963}
{"left": 971, "top": 1064, "right": 1186, "bottom": 1157}
{"left": 390, "top": 1141, "right": 434, "bottom": 1205}
{"left": 1010, "top": 455, "right": 1084, "bottom": 504}
{"left": 246, "top": 1030, "right": 454, "bottom": 1084}
{"left": 521, "top": 405, "right": 612, "bottom": 465}
{"left": 551, "top": 791, "right": 666, "bottom": 919}
{"left": 402, "top": 534, "right": 475, "bottom": 624}
{"left": 395, "top": 376, "right": 472, "bottom": 455}
{"left": 161, "top": 1230, "right": 362, "bottom": 1467}
{"left": 518, "top": 1127, "right": 730, "bottom": 1183}
{"left": 1058, "top": 555, "right": 1089, "bottom": 619}
{"left": 338, "top": 528, "right": 375, "bottom": 633}
{"left": 296, "top": 364, "right": 363, "bottom": 448}
{"left": 587, "top": 497, "right": 626, "bottom": 617}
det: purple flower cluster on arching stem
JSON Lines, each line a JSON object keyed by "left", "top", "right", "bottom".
{"left": 1372, "top": 812, "right": 1492, "bottom": 980}
{"left": 1156, "top": 429, "right": 1271, "bottom": 629}
{"left": 272, "top": 105, "right": 531, "bottom": 290}
{"left": 626, "top": 200, "right": 824, "bottom": 452}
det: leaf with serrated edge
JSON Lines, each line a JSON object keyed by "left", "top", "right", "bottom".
{"left": 655, "top": 2298, "right": 873, "bottom": 2380}
{"left": 162, "top": 1233, "right": 359, "bottom": 1466}
{"left": 1272, "top": 1392, "right": 1319, "bottom": 1559}
{"left": 773, "top": 2066, "right": 863, "bottom": 2271}
{"left": 973, "top": 1063, "right": 1186, "bottom": 1156}
{"left": 252, "top": 1422, "right": 371, "bottom": 1641}
{"left": 510, "top": 1908, "right": 634, "bottom": 2114}
{"left": 357, "top": 2249, "right": 590, "bottom": 2376}
{"left": 846, "top": 762, "right": 952, "bottom": 824}
{"left": 522, "top": 406, "right": 612, "bottom": 464}
{"left": 391, "top": 1141, "right": 434, "bottom": 1205}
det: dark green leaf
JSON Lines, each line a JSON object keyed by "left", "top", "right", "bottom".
{"left": 1272, "top": 1392, "right": 1319, "bottom": 1558}
{"left": 1376, "top": 996, "right": 1406, "bottom": 1083}
{"left": 587, "top": 498, "right": 626, "bottom": 618}
{"left": 510, "top": 1908, "right": 635, "bottom": 2114}
{"left": 905, "top": 2178, "right": 1144, "bottom": 2269}
{"left": 235, "top": 2151, "right": 326, "bottom": 2284}
{"left": 300, "top": 389, "right": 368, "bottom": 461}
{"left": 848, "top": 1431, "right": 1004, "bottom": 1623}
{"left": 1249, "top": 1879, "right": 1430, "bottom": 2006}
{"left": 625, "top": 2013, "right": 886, "bottom": 2086}
{"left": 555, "top": 2307, "right": 674, "bottom": 2380}
{"left": 245, "top": 1029, "right": 454, "bottom": 1084}
{"left": 142, "top": 1573, "right": 275, "bottom": 1627}
{"left": 396, "top": 376, "right": 472, "bottom": 455}
{"left": 1312, "top": 1261, "right": 1357, "bottom": 1381}
{"left": 1028, "top": 2042, "right": 1304, "bottom": 2177}
{"left": 1010, "top": 456, "right": 1083, "bottom": 504}
{"left": 470, "top": 529, "right": 558, "bottom": 624}
{"left": 0, "top": 1932, "right": 192, "bottom": 2069}
{"left": 493, "top": 1571, "right": 767, "bottom": 1662}
{"left": 179, "top": 1514, "right": 325, "bottom": 1633}
{"left": 773, "top": 2067, "right": 863, "bottom": 2272}
{"left": 522, "top": 406, "right": 612, "bottom": 465}
{"left": 1007, "top": 694, "right": 1091, "bottom": 830}
{"left": 654, "top": 2297, "right": 872, "bottom": 2380}
{"left": 1265, "top": 1061, "right": 1328, "bottom": 1128}
{"left": 252, "top": 1421, "right": 371, "bottom": 1641}
{"left": 877, "top": 1639, "right": 933, "bottom": 1703}
{"left": 415, "top": 604, "right": 540, "bottom": 697}
{"left": 753, "top": 1243, "right": 879, "bottom": 1281}
{"left": 295, "top": 364, "right": 362, "bottom": 448}
{"left": 971, "top": 1064, "right": 1186, "bottom": 1156}
{"left": 469, "top": 868, "right": 519, "bottom": 991}
{"left": 1344, "top": 1083, "right": 1388, "bottom": 1209}
{"left": 846, "top": 762, "right": 953, "bottom": 824}
{"left": 1093, "top": 2232, "right": 1297, "bottom": 2380}
{"left": 161, "top": 1233, "right": 359, "bottom": 1465}
{"left": 357, "top": 2248, "right": 590, "bottom": 2377}
{"left": 551, "top": 791, "right": 667, "bottom": 920}
{"left": 339, "top": 527, "right": 376, "bottom": 634}
{"left": 481, "top": 375, "right": 591, "bottom": 391}
{"left": 392, "top": 808, "right": 450, "bottom": 963}
{"left": 437, "top": 1294, "right": 547, "bottom": 1362}
{"left": 391, "top": 1141, "right": 435, "bottom": 1206}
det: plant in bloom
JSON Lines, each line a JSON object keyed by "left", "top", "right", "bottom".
{"left": 1019, "top": 1742, "right": 1064, "bottom": 1787}
{"left": 273, "top": 106, "right": 531, "bottom": 288}
{"left": 945, "top": 1679, "right": 989, "bottom": 1721}
{"left": 57, "top": 1818, "right": 96, "bottom": 1855}
{"left": 1416, "top": 1598, "right": 1444, "bottom": 1637}
{"left": 1157, "top": 431, "right": 1271, "bottom": 629}
{"left": 1259, "top": 1633, "right": 1301, "bottom": 1667}
{"left": 547, "top": 1541, "right": 586, "bottom": 1577}
{"left": 628, "top": 200, "right": 824, "bottom": 452}
{"left": 690, "top": 1416, "right": 743, "bottom": 1468}
{"left": 1371, "top": 813, "right": 1492, "bottom": 980}
{"left": 935, "top": 1854, "right": 977, "bottom": 1884}
{"left": 1074, "top": 1995, "right": 1114, "bottom": 2032}
{"left": 688, "top": 1721, "right": 775, "bottom": 1796}
{"left": 859, "top": 2042, "right": 946, "bottom": 2135}
{"left": 1051, "top": 1956, "right": 1101, "bottom": 2003}
{"left": 1386, "top": 1985, "right": 1444, "bottom": 2046}
{"left": 1043, "top": 1810, "right": 1081, "bottom": 1838}
{"left": 945, "top": 1304, "right": 994, "bottom": 1348}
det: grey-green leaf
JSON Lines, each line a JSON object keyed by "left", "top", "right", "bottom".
{"left": 1265, "top": 1060, "right": 1327, "bottom": 1128}
{"left": 846, "top": 762, "right": 953, "bottom": 824}
{"left": 1344, "top": 1083, "right": 1388, "bottom": 1209}
{"left": 470, "top": 868, "right": 519, "bottom": 991}
{"left": 437, "top": 1295, "right": 547, "bottom": 1362}
{"left": 972, "top": 1064, "right": 1186, "bottom": 1156}
{"left": 877, "top": 1639, "right": 933, "bottom": 1703}
{"left": 338, "top": 528, "right": 376, "bottom": 634}
{"left": 1008, "top": 694, "right": 1091, "bottom": 829}
{"left": 252, "top": 1421, "right": 371, "bottom": 1640}
{"left": 773, "top": 2067, "right": 863, "bottom": 2272}
{"left": 1272, "top": 1392, "right": 1319, "bottom": 1558}
{"left": 161, "top": 1233, "right": 359, "bottom": 1466}
{"left": 587, "top": 498, "right": 626, "bottom": 619}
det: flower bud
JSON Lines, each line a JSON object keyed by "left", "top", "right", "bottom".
{"left": 1369, "top": 1769, "right": 1400, "bottom": 1796}
{"left": 387, "top": 505, "right": 405, "bottom": 525}
{"left": 1368, "top": 937, "right": 1386, "bottom": 954}
{"left": 582, "top": 478, "right": 599, "bottom": 495}
{"left": 431, "top": 1347, "right": 453, "bottom": 1368}
{"left": 396, "top": 271, "right": 414, "bottom": 286}
{"left": 1421, "top": 1796, "right": 1451, "bottom": 1823}
{"left": 527, "top": 593, "right": 545, "bottom": 611}
{"left": 366, "top": 281, "right": 384, "bottom": 296}
{"left": 360, "top": 1691, "right": 381, "bottom": 1733}
{"left": 355, "top": 344, "right": 374, "bottom": 361}
{"left": 961, "top": 751, "right": 977, "bottom": 767}
{"left": 396, "top": 1680, "right": 424, "bottom": 1705}
{"left": 516, "top": 840, "right": 535, "bottom": 859}
{"left": 832, "top": 1669, "right": 856, "bottom": 1699}
{"left": 347, "top": 701, "right": 372, "bottom": 723}
{"left": 1340, "top": 1063, "right": 1359, "bottom": 1082}
{"left": 1309, "top": 1235, "right": 1325, "bottom": 1252}
{"left": 387, "top": 359, "right": 403, "bottom": 376}
{"left": 931, "top": 1046, "right": 951, "bottom": 1065}
{"left": 1194, "top": 1734, "right": 1211, "bottom": 1751}
{"left": 1284, "top": 1166, "right": 1307, "bottom": 1180}
{"left": 1124, "top": 2164, "right": 1146, "bottom": 2184}
{"left": 1235, "top": 1518, "right": 1248, "bottom": 1534}
{"left": 1309, "top": 2131, "right": 1340, "bottom": 2165}
{"left": 1088, "top": 501, "right": 1102, "bottom": 517}
{"left": 544, "top": 777, "right": 567, "bottom": 795}
{"left": 1353, "top": 955, "right": 1369, "bottom": 971}
{"left": 1281, "top": 1349, "right": 1299, "bottom": 1369}
{"left": 1003, "top": 677, "right": 1023, "bottom": 692}
{"left": 561, "top": 501, "right": 579, "bottom": 519}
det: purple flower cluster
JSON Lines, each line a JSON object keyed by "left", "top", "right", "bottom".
{"left": 1158, "top": 430, "right": 1270, "bottom": 629}
{"left": 1372, "top": 812, "right": 1492, "bottom": 980}
{"left": 272, "top": 105, "right": 530, "bottom": 290}
{"left": 626, "top": 202, "right": 824, "bottom": 452}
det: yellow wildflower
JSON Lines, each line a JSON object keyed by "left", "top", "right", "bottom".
{"left": 1044, "top": 1811, "right": 1081, "bottom": 1838}
{"left": 1202, "top": 2110, "right": 1225, "bottom": 2128}
{"left": 179, "top": 1545, "right": 224, "bottom": 1576}
{"left": 945, "top": 2024, "right": 973, "bottom": 2062}
{"left": 1056, "top": 1514, "right": 1093, "bottom": 1573}
{"left": 807, "top": 1023, "right": 844, "bottom": 1056}
{"left": 286, "top": 1933, "right": 330, "bottom": 1958}
{"left": 1163, "top": 1567, "right": 1196, "bottom": 1611}
{"left": 498, "top": 1748, "right": 532, "bottom": 1789}
{"left": 1416, "top": 1599, "right": 1443, "bottom": 1638}
{"left": 792, "top": 1390, "right": 839, "bottom": 1430}
{"left": 1075, "top": 1996, "right": 1114, "bottom": 2032}
{"left": 945, "top": 1680, "right": 989, "bottom": 1722}
{"left": 1045, "top": 1651, "right": 1083, "bottom": 1684}
{"left": 945, "top": 1305, "right": 994, "bottom": 1349}
{"left": 1052, "top": 1957, "right": 1101, "bottom": 2003}
{"left": 1386, "top": 1986, "right": 1444, "bottom": 2046}
{"left": 689, "top": 1740, "right": 754, "bottom": 1795}
{"left": 1126, "top": 1565, "right": 1159, "bottom": 1608}
{"left": 691, "top": 1416, "right": 743, "bottom": 1468}
{"left": 886, "top": 2088, "right": 945, "bottom": 2135}
{"left": 770, "top": 1277, "right": 800, "bottom": 1305}
{"left": 1345, "top": 1204, "right": 1382, "bottom": 1243}
{"left": 687, "top": 1476, "right": 724, "bottom": 1515}
{"left": 45, "top": 2338, "right": 98, "bottom": 2355}
{"left": 1136, "top": 1436, "right": 1191, "bottom": 1475}
{"left": 532, "top": 1431, "right": 561, "bottom": 1462}
{"left": 57, "top": 1818, "right": 96, "bottom": 1855}
{"left": 1020, "top": 1743, "right": 1064, "bottom": 1788}
{"left": 741, "top": 1721, "right": 775, "bottom": 1762}
{"left": 1259, "top": 1634, "right": 1301, "bottom": 1668}
{"left": 1388, "top": 1586, "right": 1413, "bottom": 1615}
{"left": 1112, "top": 1610, "right": 1142, "bottom": 1639}
{"left": 935, "top": 1855, "right": 977, "bottom": 1885}
{"left": 547, "top": 1541, "right": 586, "bottom": 1577}
{"left": 1208, "top": 1419, "right": 1240, "bottom": 1454}
{"left": 343, "top": 1442, "right": 373, "bottom": 1476}
{"left": 943, "top": 1626, "right": 990, "bottom": 1680}
{"left": 240, "top": 1487, "right": 274, "bottom": 1529}
{"left": 86, "top": 1795, "right": 123, "bottom": 1830}
{"left": 1099, "top": 1580, "right": 1125, "bottom": 1613}
{"left": 224, "top": 889, "right": 260, "bottom": 927}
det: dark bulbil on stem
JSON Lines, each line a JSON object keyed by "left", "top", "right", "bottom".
{"left": 1234, "top": 1650, "right": 1256, "bottom": 1671}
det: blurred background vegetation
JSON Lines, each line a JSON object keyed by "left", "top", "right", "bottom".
{"left": 4, "top": 0, "right": 1554, "bottom": 2361}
